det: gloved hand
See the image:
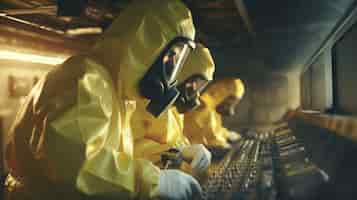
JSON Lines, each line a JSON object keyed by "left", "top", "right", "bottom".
{"left": 158, "top": 169, "right": 202, "bottom": 200}
{"left": 181, "top": 144, "right": 212, "bottom": 174}
{"left": 227, "top": 131, "right": 241, "bottom": 143}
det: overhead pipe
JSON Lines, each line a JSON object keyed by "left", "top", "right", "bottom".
{"left": 0, "top": 5, "right": 57, "bottom": 16}
{"left": 0, "top": 13, "right": 102, "bottom": 38}
{"left": 0, "top": 15, "right": 65, "bottom": 35}
{"left": 0, "top": 0, "right": 34, "bottom": 8}
{"left": 0, "top": 16, "right": 92, "bottom": 54}
{"left": 233, "top": 0, "right": 256, "bottom": 37}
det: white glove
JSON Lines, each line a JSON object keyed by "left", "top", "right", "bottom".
{"left": 227, "top": 131, "right": 241, "bottom": 142}
{"left": 181, "top": 144, "right": 212, "bottom": 174}
{"left": 158, "top": 169, "right": 202, "bottom": 200}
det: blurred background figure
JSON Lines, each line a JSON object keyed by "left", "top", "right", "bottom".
{"left": 184, "top": 78, "right": 245, "bottom": 149}
{"left": 131, "top": 43, "right": 215, "bottom": 181}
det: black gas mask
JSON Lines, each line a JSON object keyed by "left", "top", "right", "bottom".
{"left": 139, "top": 37, "right": 195, "bottom": 117}
{"left": 175, "top": 74, "right": 210, "bottom": 113}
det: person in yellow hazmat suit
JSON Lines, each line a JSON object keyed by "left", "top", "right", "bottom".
{"left": 4, "top": 1, "right": 212, "bottom": 200}
{"left": 132, "top": 43, "right": 215, "bottom": 176}
{"left": 183, "top": 78, "right": 245, "bottom": 148}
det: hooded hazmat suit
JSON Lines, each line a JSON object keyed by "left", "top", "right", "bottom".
{"left": 4, "top": 0, "right": 202, "bottom": 199}
{"left": 132, "top": 43, "right": 215, "bottom": 164}
{"left": 183, "top": 78, "right": 245, "bottom": 147}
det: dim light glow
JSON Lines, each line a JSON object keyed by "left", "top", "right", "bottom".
{"left": 66, "top": 27, "right": 103, "bottom": 36}
{"left": 0, "top": 50, "right": 68, "bottom": 65}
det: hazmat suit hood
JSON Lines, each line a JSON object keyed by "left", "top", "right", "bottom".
{"left": 174, "top": 43, "right": 215, "bottom": 113}
{"left": 184, "top": 78, "right": 245, "bottom": 147}
{"left": 91, "top": 0, "right": 196, "bottom": 101}
{"left": 177, "top": 43, "right": 215, "bottom": 83}
{"left": 202, "top": 78, "right": 245, "bottom": 108}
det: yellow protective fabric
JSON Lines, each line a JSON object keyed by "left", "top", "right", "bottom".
{"left": 177, "top": 43, "right": 215, "bottom": 83}
{"left": 131, "top": 104, "right": 189, "bottom": 164}
{"left": 5, "top": 0, "right": 196, "bottom": 200}
{"left": 184, "top": 78, "right": 245, "bottom": 147}
{"left": 131, "top": 44, "right": 215, "bottom": 165}
{"left": 201, "top": 78, "right": 245, "bottom": 108}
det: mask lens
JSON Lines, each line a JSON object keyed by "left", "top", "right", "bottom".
{"left": 162, "top": 42, "right": 191, "bottom": 84}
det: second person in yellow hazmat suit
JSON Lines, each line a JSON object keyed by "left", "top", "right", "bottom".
{"left": 183, "top": 78, "right": 245, "bottom": 148}
{"left": 5, "top": 1, "right": 209, "bottom": 200}
{"left": 132, "top": 43, "right": 215, "bottom": 177}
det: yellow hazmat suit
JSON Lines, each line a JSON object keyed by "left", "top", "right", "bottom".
{"left": 5, "top": 0, "right": 200, "bottom": 199}
{"left": 132, "top": 43, "right": 215, "bottom": 164}
{"left": 184, "top": 78, "right": 245, "bottom": 147}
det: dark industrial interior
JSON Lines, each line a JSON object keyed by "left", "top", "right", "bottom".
{"left": 1, "top": 0, "right": 357, "bottom": 199}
